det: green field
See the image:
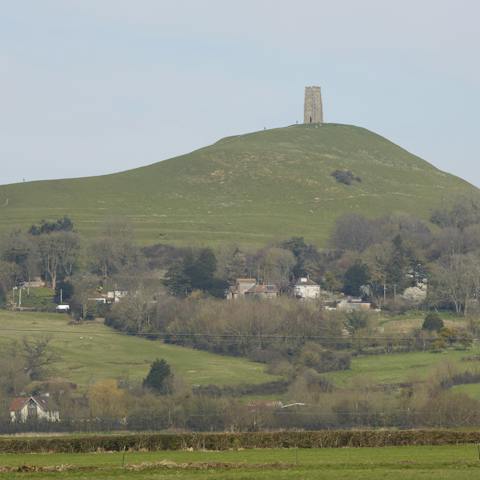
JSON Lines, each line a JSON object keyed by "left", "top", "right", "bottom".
{"left": 327, "top": 347, "right": 480, "bottom": 388}
{"left": 1, "top": 445, "right": 480, "bottom": 479}
{"left": 1, "top": 123, "right": 478, "bottom": 246}
{"left": 0, "top": 311, "right": 278, "bottom": 388}
{"left": 321, "top": 311, "right": 479, "bottom": 390}
{"left": 309, "top": 311, "right": 477, "bottom": 389}
{"left": 452, "top": 383, "right": 480, "bottom": 400}
{"left": 2, "top": 310, "right": 480, "bottom": 395}
{"left": 10, "top": 288, "right": 55, "bottom": 311}
{"left": 378, "top": 310, "right": 466, "bottom": 335}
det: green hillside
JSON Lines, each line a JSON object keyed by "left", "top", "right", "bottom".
{"left": 0, "top": 311, "right": 278, "bottom": 389}
{"left": 1, "top": 123, "right": 478, "bottom": 246}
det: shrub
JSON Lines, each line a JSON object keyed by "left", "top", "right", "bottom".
{"left": 345, "top": 311, "right": 369, "bottom": 333}
{"left": 422, "top": 313, "right": 444, "bottom": 332}
{"left": 331, "top": 170, "right": 361, "bottom": 185}
{"left": 298, "top": 343, "right": 351, "bottom": 373}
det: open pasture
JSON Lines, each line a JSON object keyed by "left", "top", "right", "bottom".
{"left": 1, "top": 444, "right": 480, "bottom": 479}
{"left": 0, "top": 311, "right": 277, "bottom": 388}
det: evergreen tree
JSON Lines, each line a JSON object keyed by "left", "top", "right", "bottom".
{"left": 165, "top": 248, "right": 227, "bottom": 298}
{"left": 385, "top": 234, "right": 410, "bottom": 294}
{"left": 343, "top": 261, "right": 370, "bottom": 297}
{"left": 165, "top": 260, "right": 192, "bottom": 297}
{"left": 187, "top": 248, "right": 217, "bottom": 290}
{"left": 143, "top": 359, "right": 173, "bottom": 394}
{"left": 280, "top": 237, "right": 321, "bottom": 279}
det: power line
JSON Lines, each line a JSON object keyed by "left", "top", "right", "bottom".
{"left": 0, "top": 327, "right": 446, "bottom": 350}
{"left": 0, "top": 327, "right": 437, "bottom": 342}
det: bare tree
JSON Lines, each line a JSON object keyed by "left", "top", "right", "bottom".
{"left": 71, "top": 273, "right": 101, "bottom": 320}
{"left": 0, "top": 342, "right": 30, "bottom": 395}
{"left": 37, "top": 231, "right": 80, "bottom": 289}
{"left": 22, "top": 336, "right": 58, "bottom": 381}
{"left": 329, "top": 213, "right": 379, "bottom": 252}
{"left": 87, "top": 218, "right": 144, "bottom": 282}
{"left": 0, "top": 229, "right": 40, "bottom": 284}
{"left": 253, "top": 247, "right": 295, "bottom": 290}
{"left": 431, "top": 254, "right": 480, "bottom": 315}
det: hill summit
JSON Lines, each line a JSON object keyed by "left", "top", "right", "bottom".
{"left": 1, "top": 124, "right": 478, "bottom": 246}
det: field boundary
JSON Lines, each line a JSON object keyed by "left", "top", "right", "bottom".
{"left": 1, "top": 430, "right": 480, "bottom": 453}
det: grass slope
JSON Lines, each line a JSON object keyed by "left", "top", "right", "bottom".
{"left": 1, "top": 124, "right": 478, "bottom": 246}
{"left": 2, "top": 311, "right": 479, "bottom": 398}
{"left": 326, "top": 347, "right": 480, "bottom": 388}
{"left": 1, "top": 445, "right": 479, "bottom": 479}
{"left": 325, "top": 313, "right": 478, "bottom": 390}
{"left": 0, "top": 311, "right": 277, "bottom": 388}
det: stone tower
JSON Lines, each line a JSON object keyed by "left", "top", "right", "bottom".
{"left": 304, "top": 86, "right": 323, "bottom": 124}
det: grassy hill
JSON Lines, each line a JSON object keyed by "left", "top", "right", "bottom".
{"left": 0, "top": 311, "right": 278, "bottom": 389}
{"left": 1, "top": 123, "right": 478, "bottom": 246}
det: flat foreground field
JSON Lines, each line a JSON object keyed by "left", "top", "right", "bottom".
{"left": 1, "top": 445, "right": 480, "bottom": 479}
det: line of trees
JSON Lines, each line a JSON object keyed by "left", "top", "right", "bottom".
{"left": 4, "top": 356, "right": 480, "bottom": 432}
{"left": 326, "top": 198, "right": 480, "bottom": 314}
{"left": 3, "top": 198, "right": 480, "bottom": 315}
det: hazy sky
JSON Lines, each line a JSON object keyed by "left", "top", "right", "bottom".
{"left": 1, "top": 0, "right": 479, "bottom": 186}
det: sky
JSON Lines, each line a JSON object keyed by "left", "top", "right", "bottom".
{"left": 1, "top": 0, "right": 479, "bottom": 186}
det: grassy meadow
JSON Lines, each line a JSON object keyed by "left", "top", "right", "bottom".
{"left": 1, "top": 123, "right": 478, "bottom": 247}
{"left": 320, "top": 311, "right": 479, "bottom": 390}
{"left": 451, "top": 383, "right": 480, "bottom": 400}
{"left": 1, "top": 445, "right": 480, "bottom": 479}
{"left": 2, "top": 309, "right": 480, "bottom": 395}
{"left": 0, "top": 311, "right": 278, "bottom": 388}
{"left": 327, "top": 347, "right": 480, "bottom": 388}
{"left": 11, "top": 288, "right": 55, "bottom": 311}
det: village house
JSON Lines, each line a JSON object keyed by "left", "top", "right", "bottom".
{"left": 336, "top": 297, "right": 371, "bottom": 312}
{"left": 226, "top": 278, "right": 279, "bottom": 299}
{"left": 20, "top": 277, "right": 45, "bottom": 288}
{"left": 293, "top": 277, "right": 321, "bottom": 300}
{"left": 106, "top": 290, "right": 129, "bottom": 303}
{"left": 226, "top": 278, "right": 257, "bottom": 299}
{"left": 88, "top": 290, "right": 129, "bottom": 306}
{"left": 244, "top": 284, "right": 279, "bottom": 299}
{"left": 9, "top": 395, "right": 60, "bottom": 423}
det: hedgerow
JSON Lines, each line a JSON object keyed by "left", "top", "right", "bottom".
{"left": 1, "top": 430, "right": 480, "bottom": 453}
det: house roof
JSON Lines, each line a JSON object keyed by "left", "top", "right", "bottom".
{"left": 295, "top": 277, "right": 319, "bottom": 286}
{"left": 9, "top": 396, "right": 50, "bottom": 413}
{"left": 246, "top": 284, "right": 278, "bottom": 294}
{"left": 9, "top": 397, "right": 28, "bottom": 412}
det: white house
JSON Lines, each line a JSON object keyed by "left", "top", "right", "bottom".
{"left": 293, "top": 277, "right": 321, "bottom": 300}
{"left": 106, "top": 290, "right": 129, "bottom": 303}
{"left": 9, "top": 396, "right": 60, "bottom": 423}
